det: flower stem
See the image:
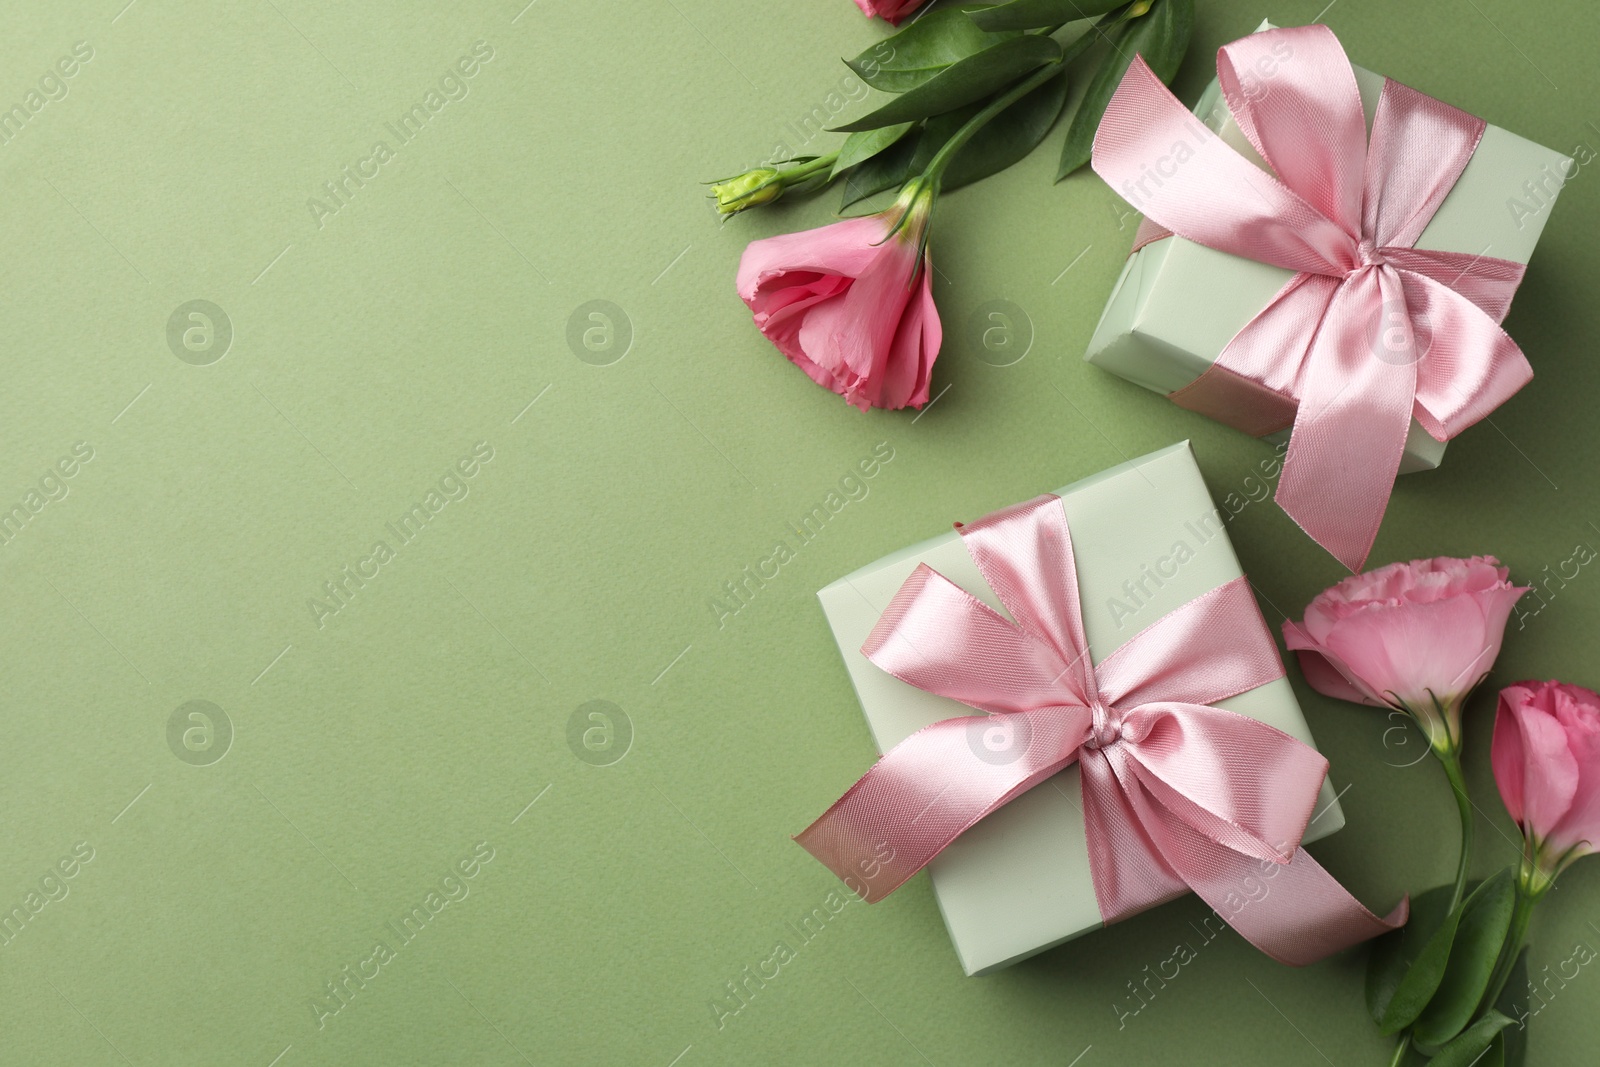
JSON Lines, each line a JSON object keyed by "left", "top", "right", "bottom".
{"left": 778, "top": 151, "right": 839, "bottom": 184}
{"left": 921, "top": 17, "right": 1115, "bottom": 185}
{"left": 1386, "top": 1032, "right": 1411, "bottom": 1067}
{"left": 1436, "top": 746, "right": 1474, "bottom": 915}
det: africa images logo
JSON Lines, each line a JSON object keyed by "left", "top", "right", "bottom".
{"left": 306, "top": 41, "right": 496, "bottom": 229}
{"left": 305, "top": 442, "right": 494, "bottom": 629}
{"left": 307, "top": 842, "right": 495, "bottom": 1030}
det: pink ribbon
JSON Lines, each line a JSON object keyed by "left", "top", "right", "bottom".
{"left": 796, "top": 494, "right": 1405, "bottom": 965}
{"left": 1091, "top": 25, "right": 1531, "bottom": 571}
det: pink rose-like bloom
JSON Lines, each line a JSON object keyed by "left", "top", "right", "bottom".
{"left": 736, "top": 186, "right": 940, "bottom": 411}
{"left": 853, "top": 0, "right": 928, "bottom": 23}
{"left": 1493, "top": 680, "right": 1600, "bottom": 887}
{"left": 1282, "top": 556, "right": 1528, "bottom": 746}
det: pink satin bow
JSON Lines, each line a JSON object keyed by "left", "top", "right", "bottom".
{"left": 796, "top": 494, "right": 1405, "bottom": 965}
{"left": 1092, "top": 25, "right": 1532, "bottom": 571}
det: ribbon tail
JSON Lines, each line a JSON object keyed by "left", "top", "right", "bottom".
{"left": 1275, "top": 269, "right": 1416, "bottom": 571}
{"left": 1080, "top": 748, "right": 1188, "bottom": 922}
{"left": 794, "top": 706, "right": 1091, "bottom": 902}
{"left": 1117, "top": 760, "right": 1408, "bottom": 965}
{"left": 1185, "top": 840, "right": 1408, "bottom": 966}
{"left": 1130, "top": 216, "right": 1173, "bottom": 254}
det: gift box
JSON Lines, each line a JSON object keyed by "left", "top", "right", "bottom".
{"left": 1085, "top": 22, "right": 1572, "bottom": 476}
{"left": 811, "top": 442, "right": 1346, "bottom": 976}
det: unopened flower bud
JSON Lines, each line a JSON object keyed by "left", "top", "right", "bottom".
{"left": 710, "top": 168, "right": 783, "bottom": 215}
{"left": 1494, "top": 680, "right": 1600, "bottom": 896}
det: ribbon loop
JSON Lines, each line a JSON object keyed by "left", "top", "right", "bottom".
{"left": 1217, "top": 27, "right": 1368, "bottom": 238}
{"left": 797, "top": 495, "right": 1406, "bottom": 963}
{"left": 1092, "top": 24, "right": 1533, "bottom": 570}
{"left": 863, "top": 563, "right": 1082, "bottom": 714}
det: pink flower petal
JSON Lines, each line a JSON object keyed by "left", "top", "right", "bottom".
{"left": 1283, "top": 620, "right": 1385, "bottom": 705}
{"left": 1493, "top": 684, "right": 1533, "bottom": 824}
{"left": 1512, "top": 699, "right": 1580, "bottom": 838}
{"left": 1547, "top": 684, "right": 1600, "bottom": 851}
{"left": 735, "top": 216, "right": 887, "bottom": 303}
{"left": 796, "top": 235, "right": 917, "bottom": 409}
{"left": 853, "top": 0, "right": 929, "bottom": 22}
{"left": 1318, "top": 597, "right": 1489, "bottom": 705}
{"left": 877, "top": 257, "right": 940, "bottom": 410}
{"left": 752, "top": 275, "right": 852, "bottom": 365}
{"left": 1296, "top": 648, "right": 1383, "bottom": 706}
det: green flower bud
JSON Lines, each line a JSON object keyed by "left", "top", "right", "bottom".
{"left": 710, "top": 168, "right": 783, "bottom": 215}
{"left": 708, "top": 155, "right": 839, "bottom": 216}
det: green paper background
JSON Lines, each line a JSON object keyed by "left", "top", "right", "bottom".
{"left": 2, "top": 0, "right": 1596, "bottom": 1063}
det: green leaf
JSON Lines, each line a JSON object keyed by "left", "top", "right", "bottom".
{"left": 970, "top": 0, "right": 1127, "bottom": 32}
{"left": 833, "top": 35, "right": 1063, "bottom": 132}
{"left": 1367, "top": 937, "right": 1407, "bottom": 1025}
{"left": 1367, "top": 883, "right": 1464, "bottom": 1026}
{"left": 940, "top": 70, "right": 1070, "bottom": 191}
{"left": 1427, "top": 1011, "right": 1516, "bottom": 1067}
{"left": 1053, "top": 17, "right": 1132, "bottom": 179}
{"left": 1379, "top": 893, "right": 1470, "bottom": 1034}
{"left": 1056, "top": 0, "right": 1194, "bottom": 179}
{"left": 1492, "top": 948, "right": 1531, "bottom": 1067}
{"left": 832, "top": 123, "right": 916, "bottom": 180}
{"left": 839, "top": 130, "right": 922, "bottom": 209}
{"left": 847, "top": 7, "right": 1018, "bottom": 93}
{"left": 1124, "top": 0, "right": 1192, "bottom": 83}
{"left": 1413, "top": 869, "right": 1517, "bottom": 1048}
{"left": 835, "top": 102, "right": 983, "bottom": 208}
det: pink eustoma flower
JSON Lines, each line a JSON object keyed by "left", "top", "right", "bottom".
{"left": 1493, "top": 680, "right": 1600, "bottom": 891}
{"left": 1282, "top": 556, "right": 1527, "bottom": 750}
{"left": 736, "top": 182, "right": 940, "bottom": 412}
{"left": 853, "top": 0, "right": 929, "bottom": 24}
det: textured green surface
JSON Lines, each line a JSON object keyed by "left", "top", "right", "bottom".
{"left": 1, "top": 1, "right": 1597, "bottom": 1064}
